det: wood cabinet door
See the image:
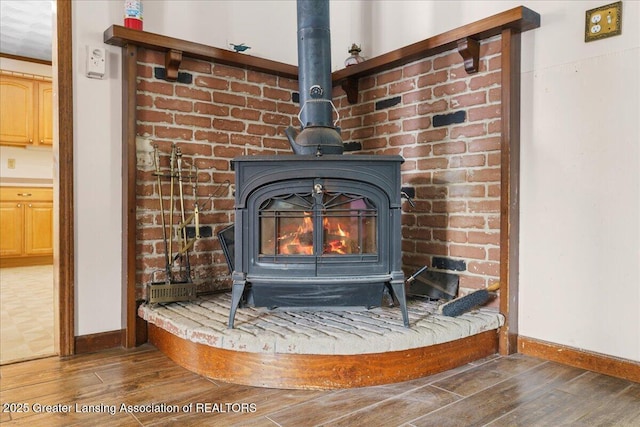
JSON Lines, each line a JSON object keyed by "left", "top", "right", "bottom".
{"left": 0, "top": 201, "right": 24, "bottom": 256}
{"left": 38, "top": 81, "right": 54, "bottom": 145}
{"left": 24, "top": 201, "right": 53, "bottom": 255}
{"left": 0, "top": 75, "right": 35, "bottom": 146}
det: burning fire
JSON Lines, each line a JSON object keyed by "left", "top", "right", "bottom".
{"left": 276, "top": 214, "right": 354, "bottom": 255}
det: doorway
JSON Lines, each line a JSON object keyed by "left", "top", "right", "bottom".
{"left": 0, "top": 1, "right": 74, "bottom": 363}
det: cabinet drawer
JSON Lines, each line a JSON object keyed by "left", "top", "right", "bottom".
{"left": 0, "top": 186, "right": 53, "bottom": 201}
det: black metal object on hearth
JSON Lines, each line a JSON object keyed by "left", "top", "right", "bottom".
{"left": 226, "top": 0, "right": 408, "bottom": 328}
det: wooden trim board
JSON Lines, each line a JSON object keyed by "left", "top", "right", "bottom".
{"left": 148, "top": 323, "right": 499, "bottom": 389}
{"left": 519, "top": 336, "right": 640, "bottom": 384}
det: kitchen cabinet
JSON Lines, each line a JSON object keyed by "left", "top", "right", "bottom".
{"left": 0, "top": 74, "right": 53, "bottom": 147}
{"left": 0, "top": 187, "right": 53, "bottom": 266}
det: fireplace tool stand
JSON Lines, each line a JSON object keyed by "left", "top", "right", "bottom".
{"left": 147, "top": 144, "right": 200, "bottom": 304}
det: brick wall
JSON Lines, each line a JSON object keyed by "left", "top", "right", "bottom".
{"left": 133, "top": 36, "right": 502, "bottom": 302}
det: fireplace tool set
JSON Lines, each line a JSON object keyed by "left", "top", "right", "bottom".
{"left": 147, "top": 143, "right": 200, "bottom": 304}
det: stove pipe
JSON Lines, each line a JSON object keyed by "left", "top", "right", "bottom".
{"left": 285, "top": 0, "right": 344, "bottom": 155}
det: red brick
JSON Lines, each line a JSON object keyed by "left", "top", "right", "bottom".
{"left": 468, "top": 104, "right": 501, "bottom": 122}
{"left": 415, "top": 241, "right": 448, "bottom": 256}
{"left": 433, "top": 81, "right": 467, "bottom": 97}
{"left": 467, "top": 261, "right": 500, "bottom": 276}
{"left": 388, "top": 105, "right": 417, "bottom": 121}
{"left": 400, "top": 159, "right": 417, "bottom": 171}
{"left": 175, "top": 86, "right": 211, "bottom": 101}
{"left": 181, "top": 58, "right": 212, "bottom": 74}
{"left": 351, "top": 127, "right": 375, "bottom": 140}
{"left": 137, "top": 124, "right": 153, "bottom": 136}
{"left": 488, "top": 152, "right": 501, "bottom": 166}
{"left": 248, "top": 70, "right": 277, "bottom": 86}
{"left": 263, "top": 137, "right": 290, "bottom": 150}
{"left": 488, "top": 247, "right": 500, "bottom": 261}
{"left": 403, "top": 226, "right": 431, "bottom": 240}
{"left": 137, "top": 64, "right": 153, "bottom": 78}
{"left": 231, "top": 81, "right": 262, "bottom": 96}
{"left": 230, "top": 133, "right": 261, "bottom": 146}
{"left": 247, "top": 124, "right": 277, "bottom": 136}
{"left": 278, "top": 77, "right": 298, "bottom": 90}
{"left": 231, "top": 108, "right": 261, "bottom": 121}
{"left": 450, "top": 154, "right": 486, "bottom": 168}
{"left": 263, "top": 87, "right": 291, "bottom": 101}
{"left": 389, "top": 80, "right": 416, "bottom": 95}
{"left": 138, "top": 80, "right": 174, "bottom": 96}
{"left": 213, "top": 145, "right": 245, "bottom": 158}
{"left": 194, "top": 102, "right": 229, "bottom": 117}
{"left": 195, "top": 76, "right": 229, "bottom": 90}
{"left": 375, "top": 123, "right": 401, "bottom": 136}
{"left": 377, "top": 69, "right": 403, "bottom": 86}
{"left": 459, "top": 275, "right": 486, "bottom": 289}
{"left": 417, "top": 157, "right": 449, "bottom": 170}
{"left": 488, "top": 216, "right": 501, "bottom": 229}
{"left": 359, "top": 76, "right": 376, "bottom": 90}
{"left": 450, "top": 123, "right": 485, "bottom": 139}
{"left": 480, "top": 38, "right": 502, "bottom": 56}
{"left": 433, "top": 229, "right": 467, "bottom": 243}
{"left": 451, "top": 92, "right": 487, "bottom": 108}
{"left": 467, "top": 168, "right": 500, "bottom": 182}
{"left": 194, "top": 130, "right": 229, "bottom": 144}
{"left": 416, "top": 185, "right": 447, "bottom": 199}
{"left": 488, "top": 56, "right": 502, "bottom": 72}
{"left": 403, "top": 145, "right": 432, "bottom": 158}
{"left": 488, "top": 120, "right": 501, "bottom": 134}
{"left": 361, "top": 137, "right": 388, "bottom": 150}
{"left": 433, "top": 141, "right": 466, "bottom": 156}
{"left": 213, "top": 64, "right": 246, "bottom": 80}
{"left": 433, "top": 170, "right": 466, "bottom": 184}
{"left": 403, "top": 88, "right": 433, "bottom": 104}
{"left": 404, "top": 60, "right": 432, "bottom": 77}
{"left": 390, "top": 134, "right": 416, "bottom": 147}
{"left": 417, "top": 128, "right": 447, "bottom": 143}
{"left": 488, "top": 184, "right": 501, "bottom": 197}
{"left": 213, "top": 118, "right": 245, "bottom": 132}
{"left": 469, "top": 136, "right": 501, "bottom": 152}
{"left": 449, "top": 215, "right": 485, "bottom": 228}
{"left": 351, "top": 102, "right": 375, "bottom": 116}
{"left": 488, "top": 87, "right": 501, "bottom": 102}
{"left": 138, "top": 109, "right": 173, "bottom": 124}
{"left": 175, "top": 143, "right": 213, "bottom": 157}
{"left": 247, "top": 97, "right": 277, "bottom": 112}
{"left": 175, "top": 114, "right": 212, "bottom": 128}
{"left": 277, "top": 101, "right": 298, "bottom": 115}
{"left": 433, "top": 51, "right": 461, "bottom": 70}
{"left": 155, "top": 97, "right": 192, "bottom": 112}
{"left": 432, "top": 201, "right": 466, "bottom": 213}
{"left": 213, "top": 92, "right": 246, "bottom": 107}
{"left": 449, "top": 65, "right": 469, "bottom": 81}
{"left": 363, "top": 111, "right": 387, "bottom": 126}
{"left": 418, "top": 101, "right": 450, "bottom": 117}
{"left": 468, "top": 231, "right": 500, "bottom": 245}
{"left": 362, "top": 87, "right": 388, "bottom": 102}
{"left": 468, "top": 200, "right": 500, "bottom": 213}
{"left": 469, "top": 71, "right": 501, "bottom": 90}
{"left": 340, "top": 117, "right": 362, "bottom": 129}
{"left": 450, "top": 244, "right": 486, "bottom": 259}
{"left": 138, "top": 49, "right": 164, "bottom": 65}
{"left": 418, "top": 70, "right": 449, "bottom": 87}
{"left": 137, "top": 94, "right": 153, "bottom": 107}
{"left": 403, "top": 116, "right": 431, "bottom": 131}
{"left": 155, "top": 126, "right": 193, "bottom": 140}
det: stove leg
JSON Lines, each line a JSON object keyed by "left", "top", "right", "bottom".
{"left": 389, "top": 280, "right": 410, "bottom": 327}
{"left": 228, "top": 281, "right": 246, "bottom": 328}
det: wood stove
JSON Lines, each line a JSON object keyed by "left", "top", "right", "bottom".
{"left": 228, "top": 155, "right": 408, "bottom": 328}
{"left": 227, "top": 0, "right": 408, "bottom": 328}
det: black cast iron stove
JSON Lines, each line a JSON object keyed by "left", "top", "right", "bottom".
{"left": 227, "top": 0, "right": 408, "bottom": 328}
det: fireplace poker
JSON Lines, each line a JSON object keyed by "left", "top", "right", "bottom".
{"left": 168, "top": 144, "right": 176, "bottom": 272}
{"left": 175, "top": 147, "right": 192, "bottom": 279}
{"left": 153, "top": 144, "right": 172, "bottom": 283}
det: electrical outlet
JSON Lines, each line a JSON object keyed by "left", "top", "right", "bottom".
{"left": 7, "top": 158, "right": 16, "bottom": 169}
{"left": 585, "top": 1, "right": 622, "bottom": 43}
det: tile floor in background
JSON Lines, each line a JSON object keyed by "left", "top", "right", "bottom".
{"left": 0, "top": 265, "right": 55, "bottom": 364}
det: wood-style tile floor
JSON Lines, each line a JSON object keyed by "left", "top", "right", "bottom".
{"left": 1, "top": 344, "right": 638, "bottom": 426}
{"left": 0, "top": 265, "right": 55, "bottom": 365}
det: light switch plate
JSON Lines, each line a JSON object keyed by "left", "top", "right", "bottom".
{"left": 585, "top": 1, "right": 622, "bottom": 42}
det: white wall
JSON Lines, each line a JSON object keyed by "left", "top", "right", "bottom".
{"left": 72, "top": 1, "right": 639, "bottom": 361}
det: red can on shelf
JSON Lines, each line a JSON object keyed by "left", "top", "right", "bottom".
{"left": 124, "top": 0, "right": 143, "bottom": 30}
